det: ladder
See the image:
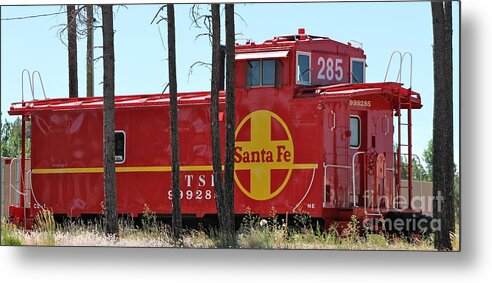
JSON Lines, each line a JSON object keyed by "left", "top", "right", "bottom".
{"left": 395, "top": 94, "right": 413, "bottom": 209}
{"left": 384, "top": 51, "right": 414, "bottom": 209}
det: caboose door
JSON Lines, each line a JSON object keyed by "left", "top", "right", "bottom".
{"left": 348, "top": 110, "right": 367, "bottom": 208}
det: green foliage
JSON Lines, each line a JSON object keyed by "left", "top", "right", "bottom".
{"left": 237, "top": 207, "right": 284, "bottom": 249}
{"left": 141, "top": 204, "right": 158, "bottom": 234}
{"left": 422, "top": 139, "right": 461, "bottom": 220}
{"left": 366, "top": 233, "right": 388, "bottom": 248}
{"left": 1, "top": 118, "right": 31, "bottom": 158}
{"left": 1, "top": 232, "right": 23, "bottom": 246}
{"left": 239, "top": 207, "right": 261, "bottom": 233}
{"left": 400, "top": 155, "right": 429, "bottom": 181}
{"left": 293, "top": 212, "right": 313, "bottom": 230}
{"left": 1, "top": 219, "right": 23, "bottom": 246}
{"left": 423, "top": 139, "right": 433, "bottom": 181}
{"left": 342, "top": 215, "right": 361, "bottom": 244}
{"left": 454, "top": 174, "right": 461, "bottom": 222}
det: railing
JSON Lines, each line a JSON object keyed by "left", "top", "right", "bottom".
{"left": 323, "top": 151, "right": 401, "bottom": 215}
{"left": 21, "top": 69, "right": 47, "bottom": 102}
{"left": 1, "top": 158, "right": 31, "bottom": 218}
{"left": 7, "top": 158, "right": 31, "bottom": 205}
{"left": 323, "top": 163, "right": 351, "bottom": 207}
{"left": 322, "top": 151, "right": 367, "bottom": 208}
{"left": 384, "top": 50, "right": 413, "bottom": 89}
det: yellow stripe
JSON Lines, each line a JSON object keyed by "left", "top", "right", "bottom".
{"left": 291, "top": 163, "right": 318, "bottom": 169}
{"left": 116, "top": 165, "right": 216, "bottom": 172}
{"left": 32, "top": 165, "right": 217, "bottom": 174}
{"left": 31, "top": 164, "right": 317, "bottom": 174}
{"left": 32, "top": 167, "right": 103, "bottom": 174}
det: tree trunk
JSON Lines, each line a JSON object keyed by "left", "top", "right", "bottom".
{"left": 431, "top": 1, "right": 454, "bottom": 251}
{"left": 210, "top": 3, "right": 227, "bottom": 241}
{"left": 67, "top": 5, "right": 78, "bottom": 98}
{"left": 223, "top": 3, "right": 236, "bottom": 246}
{"left": 102, "top": 4, "right": 118, "bottom": 236}
{"left": 86, "top": 5, "right": 94, "bottom": 98}
{"left": 443, "top": 2, "right": 455, "bottom": 234}
{"left": 167, "top": 3, "right": 182, "bottom": 242}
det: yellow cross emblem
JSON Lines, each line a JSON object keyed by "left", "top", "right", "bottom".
{"left": 234, "top": 110, "right": 317, "bottom": 201}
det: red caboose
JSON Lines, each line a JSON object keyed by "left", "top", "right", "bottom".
{"left": 8, "top": 29, "right": 426, "bottom": 232}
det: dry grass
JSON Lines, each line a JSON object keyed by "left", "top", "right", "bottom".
{"left": 1, "top": 215, "right": 451, "bottom": 250}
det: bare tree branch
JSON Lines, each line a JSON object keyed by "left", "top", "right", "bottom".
{"left": 162, "top": 83, "right": 170, "bottom": 94}
{"left": 157, "top": 23, "right": 167, "bottom": 52}
{"left": 234, "top": 11, "right": 247, "bottom": 27}
{"left": 94, "top": 55, "right": 104, "bottom": 63}
{"left": 187, "top": 61, "right": 212, "bottom": 82}
{"left": 150, "top": 5, "right": 167, "bottom": 25}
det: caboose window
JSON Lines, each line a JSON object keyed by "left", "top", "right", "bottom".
{"left": 246, "top": 60, "right": 261, "bottom": 86}
{"left": 246, "top": 59, "right": 276, "bottom": 87}
{"left": 115, "top": 131, "right": 126, "bottom": 163}
{"left": 351, "top": 59, "right": 365, "bottom": 83}
{"left": 350, "top": 116, "right": 360, "bottom": 148}
{"left": 297, "top": 52, "right": 311, "bottom": 85}
{"left": 262, "top": 60, "right": 275, "bottom": 86}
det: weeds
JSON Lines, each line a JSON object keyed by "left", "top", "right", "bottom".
{"left": 293, "top": 212, "right": 312, "bottom": 231}
{"left": 34, "top": 209, "right": 56, "bottom": 246}
{"left": 1, "top": 212, "right": 444, "bottom": 250}
{"left": 141, "top": 204, "right": 158, "bottom": 234}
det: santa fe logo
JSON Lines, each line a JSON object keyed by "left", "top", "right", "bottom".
{"left": 234, "top": 110, "right": 317, "bottom": 201}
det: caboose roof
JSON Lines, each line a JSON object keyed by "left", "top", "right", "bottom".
{"left": 235, "top": 29, "right": 365, "bottom": 59}
{"left": 296, "top": 82, "right": 422, "bottom": 109}
{"left": 9, "top": 90, "right": 225, "bottom": 115}
{"left": 9, "top": 82, "right": 421, "bottom": 116}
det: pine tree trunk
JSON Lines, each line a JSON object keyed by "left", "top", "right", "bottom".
{"left": 431, "top": 1, "right": 454, "bottom": 251}
{"left": 443, "top": 1, "right": 455, "bottom": 235}
{"left": 67, "top": 5, "right": 78, "bottom": 98}
{"left": 167, "top": 3, "right": 182, "bottom": 241}
{"left": 86, "top": 5, "right": 94, "bottom": 98}
{"left": 210, "top": 3, "right": 226, "bottom": 240}
{"left": 102, "top": 4, "right": 118, "bottom": 236}
{"left": 223, "top": 3, "right": 236, "bottom": 246}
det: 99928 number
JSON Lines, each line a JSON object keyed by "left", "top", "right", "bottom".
{"left": 167, "top": 189, "right": 213, "bottom": 200}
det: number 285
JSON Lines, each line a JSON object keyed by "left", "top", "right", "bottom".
{"left": 317, "top": 57, "right": 343, "bottom": 82}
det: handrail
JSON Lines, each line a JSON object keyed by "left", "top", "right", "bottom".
{"left": 351, "top": 151, "right": 366, "bottom": 207}
{"left": 27, "top": 170, "right": 44, "bottom": 209}
{"left": 20, "top": 69, "right": 48, "bottom": 102}
{"left": 401, "top": 52, "right": 413, "bottom": 89}
{"left": 21, "top": 69, "right": 34, "bottom": 102}
{"left": 383, "top": 114, "right": 390, "bottom": 135}
{"left": 323, "top": 151, "right": 366, "bottom": 208}
{"left": 386, "top": 167, "right": 397, "bottom": 209}
{"left": 384, "top": 50, "right": 414, "bottom": 89}
{"left": 384, "top": 51, "right": 402, "bottom": 83}
{"left": 330, "top": 110, "right": 336, "bottom": 131}
{"left": 32, "top": 70, "right": 48, "bottom": 100}
{"left": 8, "top": 158, "right": 18, "bottom": 206}
{"left": 9, "top": 158, "right": 28, "bottom": 198}
{"left": 323, "top": 163, "right": 351, "bottom": 206}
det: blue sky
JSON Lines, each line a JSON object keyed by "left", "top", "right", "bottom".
{"left": 0, "top": 2, "right": 460, "bottom": 166}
